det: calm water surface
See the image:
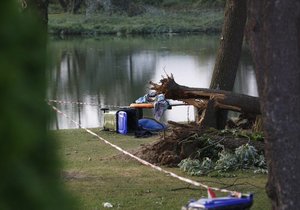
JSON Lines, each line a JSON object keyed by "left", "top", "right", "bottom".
{"left": 47, "top": 35, "right": 257, "bottom": 129}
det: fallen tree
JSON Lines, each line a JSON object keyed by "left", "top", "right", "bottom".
{"left": 133, "top": 74, "right": 265, "bottom": 168}
{"left": 150, "top": 74, "right": 261, "bottom": 128}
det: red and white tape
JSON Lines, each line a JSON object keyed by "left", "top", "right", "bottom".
{"left": 48, "top": 102, "right": 241, "bottom": 196}
{"left": 47, "top": 99, "right": 99, "bottom": 106}
{"left": 47, "top": 99, "right": 127, "bottom": 109}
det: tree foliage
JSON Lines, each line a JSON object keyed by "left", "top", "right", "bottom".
{"left": 49, "top": 0, "right": 225, "bottom": 15}
{"left": 179, "top": 144, "right": 267, "bottom": 176}
{"left": 0, "top": 1, "right": 75, "bottom": 209}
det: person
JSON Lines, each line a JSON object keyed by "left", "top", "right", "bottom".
{"left": 135, "top": 91, "right": 157, "bottom": 103}
{"left": 153, "top": 94, "right": 170, "bottom": 121}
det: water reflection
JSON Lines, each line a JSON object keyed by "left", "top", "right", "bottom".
{"left": 47, "top": 35, "right": 257, "bottom": 129}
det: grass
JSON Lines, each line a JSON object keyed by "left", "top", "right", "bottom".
{"left": 48, "top": 9, "right": 223, "bottom": 35}
{"left": 54, "top": 128, "right": 271, "bottom": 209}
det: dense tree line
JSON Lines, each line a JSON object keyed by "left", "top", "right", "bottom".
{"left": 48, "top": 0, "right": 225, "bottom": 14}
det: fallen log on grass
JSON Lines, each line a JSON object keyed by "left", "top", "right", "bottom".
{"left": 150, "top": 74, "right": 261, "bottom": 115}
{"left": 150, "top": 74, "right": 261, "bottom": 128}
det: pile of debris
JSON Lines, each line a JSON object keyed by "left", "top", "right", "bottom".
{"left": 134, "top": 120, "right": 265, "bottom": 167}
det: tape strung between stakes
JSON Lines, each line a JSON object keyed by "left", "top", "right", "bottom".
{"left": 48, "top": 102, "right": 241, "bottom": 196}
{"left": 47, "top": 99, "right": 125, "bottom": 109}
{"left": 47, "top": 99, "right": 188, "bottom": 109}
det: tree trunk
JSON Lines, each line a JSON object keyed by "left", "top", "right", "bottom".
{"left": 247, "top": 0, "right": 300, "bottom": 209}
{"left": 150, "top": 75, "right": 261, "bottom": 128}
{"left": 206, "top": 0, "right": 248, "bottom": 129}
{"left": 210, "top": 0, "right": 247, "bottom": 91}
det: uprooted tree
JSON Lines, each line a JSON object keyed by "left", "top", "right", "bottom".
{"left": 150, "top": 74, "right": 260, "bottom": 129}
{"left": 134, "top": 75, "right": 263, "bottom": 167}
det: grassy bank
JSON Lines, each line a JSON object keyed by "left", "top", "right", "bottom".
{"left": 54, "top": 128, "right": 270, "bottom": 209}
{"left": 48, "top": 9, "right": 223, "bottom": 35}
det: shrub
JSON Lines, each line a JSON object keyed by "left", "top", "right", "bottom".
{"left": 179, "top": 144, "right": 268, "bottom": 176}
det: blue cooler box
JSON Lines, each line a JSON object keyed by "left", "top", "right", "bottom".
{"left": 118, "top": 111, "right": 128, "bottom": 134}
{"left": 182, "top": 194, "right": 253, "bottom": 210}
{"left": 117, "top": 108, "right": 138, "bottom": 134}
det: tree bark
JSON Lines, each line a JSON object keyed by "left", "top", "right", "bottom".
{"left": 210, "top": 0, "right": 247, "bottom": 91}
{"left": 206, "top": 0, "right": 247, "bottom": 129}
{"left": 247, "top": 0, "right": 300, "bottom": 209}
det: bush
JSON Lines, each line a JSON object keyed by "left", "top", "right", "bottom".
{"left": 0, "top": 1, "right": 75, "bottom": 209}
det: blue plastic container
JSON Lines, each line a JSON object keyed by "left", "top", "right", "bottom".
{"left": 118, "top": 111, "right": 128, "bottom": 134}
{"left": 182, "top": 194, "right": 253, "bottom": 210}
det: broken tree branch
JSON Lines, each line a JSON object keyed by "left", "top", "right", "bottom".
{"left": 150, "top": 75, "right": 261, "bottom": 115}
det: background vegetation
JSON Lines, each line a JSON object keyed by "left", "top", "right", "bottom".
{"left": 48, "top": 0, "right": 225, "bottom": 35}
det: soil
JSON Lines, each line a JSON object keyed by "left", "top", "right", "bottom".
{"left": 134, "top": 121, "right": 265, "bottom": 167}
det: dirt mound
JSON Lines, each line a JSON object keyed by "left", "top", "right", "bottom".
{"left": 134, "top": 137, "right": 181, "bottom": 166}
{"left": 134, "top": 121, "right": 265, "bottom": 167}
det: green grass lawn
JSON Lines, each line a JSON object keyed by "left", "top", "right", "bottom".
{"left": 54, "top": 128, "right": 270, "bottom": 209}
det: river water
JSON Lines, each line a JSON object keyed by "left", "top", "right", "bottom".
{"left": 47, "top": 34, "right": 257, "bottom": 129}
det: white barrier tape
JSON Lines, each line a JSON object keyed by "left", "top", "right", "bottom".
{"left": 47, "top": 99, "right": 127, "bottom": 109}
{"left": 48, "top": 99, "right": 99, "bottom": 106}
{"left": 48, "top": 102, "right": 241, "bottom": 196}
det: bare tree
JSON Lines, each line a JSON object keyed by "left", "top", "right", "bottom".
{"left": 247, "top": 0, "right": 300, "bottom": 209}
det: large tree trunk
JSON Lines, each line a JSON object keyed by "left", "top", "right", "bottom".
{"left": 150, "top": 75, "right": 260, "bottom": 128}
{"left": 206, "top": 0, "right": 248, "bottom": 128}
{"left": 210, "top": 0, "right": 247, "bottom": 91}
{"left": 247, "top": 0, "right": 300, "bottom": 209}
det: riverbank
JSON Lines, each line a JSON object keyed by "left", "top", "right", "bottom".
{"left": 55, "top": 128, "right": 270, "bottom": 209}
{"left": 48, "top": 9, "right": 223, "bottom": 36}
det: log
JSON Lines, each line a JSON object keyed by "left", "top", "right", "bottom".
{"left": 150, "top": 74, "right": 261, "bottom": 115}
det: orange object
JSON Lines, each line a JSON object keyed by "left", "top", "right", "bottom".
{"left": 129, "top": 103, "right": 154, "bottom": 108}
